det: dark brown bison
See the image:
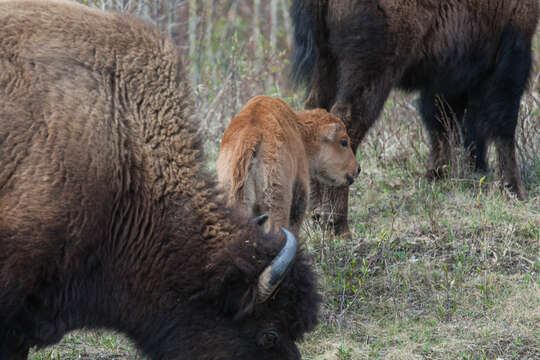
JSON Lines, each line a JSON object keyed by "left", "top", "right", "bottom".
{"left": 0, "top": 1, "right": 320, "bottom": 359}
{"left": 217, "top": 95, "right": 360, "bottom": 235}
{"left": 291, "top": 0, "right": 539, "bottom": 235}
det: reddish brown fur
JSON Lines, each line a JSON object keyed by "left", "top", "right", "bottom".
{"left": 217, "top": 96, "right": 360, "bottom": 235}
{"left": 0, "top": 1, "right": 319, "bottom": 359}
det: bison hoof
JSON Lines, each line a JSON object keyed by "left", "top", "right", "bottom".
{"left": 502, "top": 182, "right": 527, "bottom": 201}
{"left": 424, "top": 166, "right": 447, "bottom": 181}
{"left": 311, "top": 212, "right": 351, "bottom": 237}
{"left": 332, "top": 223, "right": 352, "bottom": 238}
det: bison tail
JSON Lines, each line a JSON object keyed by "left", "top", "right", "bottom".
{"left": 230, "top": 137, "right": 261, "bottom": 202}
{"left": 290, "top": 0, "right": 321, "bottom": 88}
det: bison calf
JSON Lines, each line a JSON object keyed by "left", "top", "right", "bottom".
{"left": 291, "top": 0, "right": 539, "bottom": 235}
{"left": 217, "top": 96, "right": 360, "bottom": 235}
{"left": 0, "top": 1, "right": 320, "bottom": 359}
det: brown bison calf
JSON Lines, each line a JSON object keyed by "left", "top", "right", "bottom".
{"left": 291, "top": 0, "right": 539, "bottom": 235}
{"left": 217, "top": 96, "right": 360, "bottom": 235}
{"left": 0, "top": 1, "right": 320, "bottom": 359}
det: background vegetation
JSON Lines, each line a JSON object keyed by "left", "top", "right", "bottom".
{"left": 32, "top": 1, "right": 539, "bottom": 359}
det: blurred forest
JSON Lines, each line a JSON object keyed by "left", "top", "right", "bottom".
{"left": 77, "top": 0, "right": 540, "bottom": 166}
{"left": 80, "top": 0, "right": 297, "bottom": 154}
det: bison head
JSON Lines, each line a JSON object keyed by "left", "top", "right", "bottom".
{"left": 168, "top": 222, "right": 320, "bottom": 359}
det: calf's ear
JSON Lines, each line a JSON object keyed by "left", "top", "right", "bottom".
{"left": 321, "top": 122, "right": 342, "bottom": 141}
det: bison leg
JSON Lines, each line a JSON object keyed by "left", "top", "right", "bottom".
{"left": 463, "top": 122, "right": 488, "bottom": 172}
{"left": 324, "top": 57, "right": 394, "bottom": 235}
{"left": 314, "top": 65, "right": 393, "bottom": 235}
{"left": 307, "top": 99, "right": 356, "bottom": 236}
{"left": 305, "top": 47, "right": 395, "bottom": 235}
{"left": 466, "top": 96, "right": 526, "bottom": 199}
{"left": 310, "top": 182, "right": 352, "bottom": 236}
{"left": 289, "top": 180, "right": 309, "bottom": 236}
{"left": 303, "top": 53, "right": 345, "bottom": 234}
{"left": 419, "top": 91, "right": 467, "bottom": 179}
{"left": 462, "top": 98, "right": 490, "bottom": 173}
{"left": 494, "top": 137, "right": 526, "bottom": 200}
{"left": 463, "top": 29, "right": 532, "bottom": 200}
{"left": 267, "top": 202, "right": 293, "bottom": 235}
{"left": 261, "top": 180, "right": 294, "bottom": 235}
{"left": 304, "top": 53, "right": 337, "bottom": 111}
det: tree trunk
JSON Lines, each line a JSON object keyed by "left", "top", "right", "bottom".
{"left": 270, "top": 0, "right": 279, "bottom": 49}
{"left": 188, "top": 0, "right": 199, "bottom": 83}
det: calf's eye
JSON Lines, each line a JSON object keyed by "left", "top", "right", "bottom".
{"left": 340, "top": 139, "right": 348, "bottom": 147}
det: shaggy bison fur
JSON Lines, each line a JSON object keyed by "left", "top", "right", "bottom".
{"left": 0, "top": 1, "right": 320, "bottom": 359}
{"left": 291, "top": 0, "right": 539, "bottom": 234}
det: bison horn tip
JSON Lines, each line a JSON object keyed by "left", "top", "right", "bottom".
{"left": 257, "top": 227, "right": 298, "bottom": 303}
{"left": 249, "top": 214, "right": 269, "bottom": 226}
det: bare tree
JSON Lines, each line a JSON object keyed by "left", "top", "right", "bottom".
{"left": 270, "top": 0, "right": 279, "bottom": 49}
{"left": 253, "top": 0, "right": 263, "bottom": 57}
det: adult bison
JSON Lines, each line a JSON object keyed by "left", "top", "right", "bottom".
{"left": 217, "top": 95, "right": 360, "bottom": 235}
{"left": 0, "top": 1, "right": 320, "bottom": 359}
{"left": 291, "top": 0, "right": 539, "bottom": 235}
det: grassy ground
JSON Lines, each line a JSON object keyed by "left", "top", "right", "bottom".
{"left": 296, "top": 91, "right": 539, "bottom": 360}
{"left": 31, "top": 5, "right": 539, "bottom": 360}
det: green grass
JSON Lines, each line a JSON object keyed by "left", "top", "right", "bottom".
{"left": 296, "top": 91, "right": 539, "bottom": 359}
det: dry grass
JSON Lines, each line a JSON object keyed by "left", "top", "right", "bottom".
{"left": 31, "top": 4, "right": 539, "bottom": 360}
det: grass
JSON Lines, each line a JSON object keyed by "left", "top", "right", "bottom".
{"left": 296, "top": 87, "right": 539, "bottom": 359}
{"left": 31, "top": 4, "right": 539, "bottom": 360}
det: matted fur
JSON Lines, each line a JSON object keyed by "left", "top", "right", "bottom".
{"left": 217, "top": 96, "right": 360, "bottom": 235}
{"left": 291, "top": 0, "right": 539, "bottom": 235}
{"left": 0, "top": 1, "right": 320, "bottom": 359}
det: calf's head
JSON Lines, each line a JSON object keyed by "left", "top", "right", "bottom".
{"left": 300, "top": 109, "right": 361, "bottom": 186}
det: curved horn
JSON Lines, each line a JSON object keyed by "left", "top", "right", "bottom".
{"left": 257, "top": 227, "right": 298, "bottom": 303}
{"left": 249, "top": 214, "right": 269, "bottom": 226}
